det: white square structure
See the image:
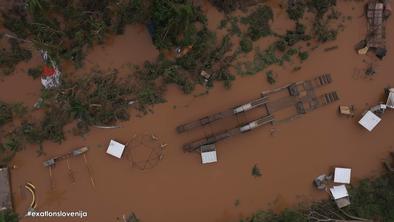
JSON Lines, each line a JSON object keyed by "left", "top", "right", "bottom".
{"left": 334, "top": 167, "right": 352, "bottom": 184}
{"left": 106, "top": 140, "right": 125, "bottom": 159}
{"left": 359, "top": 111, "right": 381, "bottom": 131}
{"left": 330, "top": 185, "right": 349, "bottom": 200}
{"left": 200, "top": 144, "right": 217, "bottom": 164}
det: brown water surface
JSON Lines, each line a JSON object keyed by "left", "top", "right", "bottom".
{"left": 2, "top": 1, "right": 394, "bottom": 222}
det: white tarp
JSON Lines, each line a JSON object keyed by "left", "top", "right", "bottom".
{"left": 330, "top": 185, "right": 349, "bottom": 200}
{"left": 359, "top": 111, "right": 381, "bottom": 131}
{"left": 201, "top": 151, "right": 217, "bottom": 164}
{"left": 334, "top": 167, "right": 352, "bottom": 184}
{"left": 106, "top": 140, "right": 125, "bottom": 159}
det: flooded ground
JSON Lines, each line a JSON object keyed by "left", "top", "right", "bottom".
{"left": 1, "top": 1, "right": 394, "bottom": 222}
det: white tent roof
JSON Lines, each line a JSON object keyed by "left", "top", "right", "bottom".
{"left": 106, "top": 140, "right": 125, "bottom": 159}
{"left": 358, "top": 111, "right": 381, "bottom": 131}
{"left": 334, "top": 167, "right": 352, "bottom": 184}
{"left": 201, "top": 151, "right": 217, "bottom": 164}
{"left": 330, "top": 185, "right": 349, "bottom": 200}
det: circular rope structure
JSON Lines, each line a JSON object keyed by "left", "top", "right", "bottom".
{"left": 127, "top": 134, "right": 165, "bottom": 171}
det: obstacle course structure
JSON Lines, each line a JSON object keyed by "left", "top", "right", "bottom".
{"left": 178, "top": 74, "right": 339, "bottom": 152}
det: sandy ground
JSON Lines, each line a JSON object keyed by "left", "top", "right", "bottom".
{"left": 1, "top": 1, "right": 394, "bottom": 222}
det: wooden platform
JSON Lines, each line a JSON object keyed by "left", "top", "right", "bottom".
{"left": 179, "top": 74, "right": 339, "bottom": 152}
{"left": 0, "top": 167, "right": 12, "bottom": 211}
{"left": 366, "top": 1, "right": 385, "bottom": 48}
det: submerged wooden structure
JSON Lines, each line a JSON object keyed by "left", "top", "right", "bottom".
{"left": 0, "top": 167, "right": 12, "bottom": 211}
{"left": 43, "top": 147, "right": 88, "bottom": 167}
{"left": 178, "top": 74, "right": 339, "bottom": 152}
{"left": 366, "top": 1, "right": 386, "bottom": 49}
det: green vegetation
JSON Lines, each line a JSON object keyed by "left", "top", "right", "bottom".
{"left": 266, "top": 71, "right": 276, "bottom": 85}
{"left": 252, "top": 164, "right": 262, "bottom": 177}
{"left": 0, "top": 102, "right": 13, "bottom": 126}
{"left": 298, "top": 51, "right": 309, "bottom": 61}
{"left": 287, "top": 1, "right": 306, "bottom": 21}
{"left": 242, "top": 172, "right": 394, "bottom": 222}
{"left": 240, "top": 36, "right": 253, "bottom": 53}
{"left": 209, "top": 0, "right": 259, "bottom": 13}
{"left": 241, "top": 6, "right": 273, "bottom": 41}
{"left": 150, "top": 0, "right": 206, "bottom": 49}
{"left": 0, "top": 210, "right": 18, "bottom": 222}
{"left": 2, "top": 0, "right": 146, "bottom": 67}
{"left": 0, "top": 38, "right": 32, "bottom": 75}
{"left": 27, "top": 66, "right": 42, "bottom": 79}
{"left": 286, "top": 0, "right": 339, "bottom": 42}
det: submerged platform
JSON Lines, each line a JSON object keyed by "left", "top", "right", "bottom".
{"left": 0, "top": 167, "right": 13, "bottom": 211}
{"left": 178, "top": 74, "right": 339, "bottom": 152}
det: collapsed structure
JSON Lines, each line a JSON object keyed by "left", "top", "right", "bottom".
{"left": 0, "top": 167, "right": 12, "bottom": 212}
{"left": 359, "top": 88, "right": 394, "bottom": 131}
{"left": 358, "top": 0, "right": 391, "bottom": 58}
{"left": 177, "top": 74, "right": 339, "bottom": 157}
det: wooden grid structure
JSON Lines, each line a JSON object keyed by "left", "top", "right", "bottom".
{"left": 178, "top": 74, "right": 339, "bottom": 152}
{"left": 366, "top": 1, "right": 385, "bottom": 48}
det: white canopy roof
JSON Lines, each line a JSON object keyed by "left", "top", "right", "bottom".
{"left": 358, "top": 111, "right": 381, "bottom": 131}
{"left": 106, "top": 140, "right": 125, "bottom": 159}
{"left": 201, "top": 151, "right": 217, "bottom": 164}
{"left": 330, "top": 185, "right": 349, "bottom": 200}
{"left": 334, "top": 167, "right": 352, "bottom": 184}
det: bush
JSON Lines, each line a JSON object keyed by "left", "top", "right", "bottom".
{"left": 298, "top": 51, "right": 309, "bottom": 61}
{"left": 266, "top": 71, "right": 276, "bottom": 85}
{"left": 287, "top": 1, "right": 306, "bottom": 20}
{"left": 242, "top": 5, "right": 273, "bottom": 41}
{"left": 0, "top": 210, "right": 19, "bottom": 222}
{"left": 0, "top": 102, "right": 12, "bottom": 126}
{"left": 240, "top": 36, "right": 253, "bottom": 53}
{"left": 27, "top": 66, "right": 42, "bottom": 79}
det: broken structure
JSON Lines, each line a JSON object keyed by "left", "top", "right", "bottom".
{"left": 0, "top": 167, "right": 12, "bottom": 211}
{"left": 43, "top": 147, "right": 88, "bottom": 167}
{"left": 358, "top": 0, "right": 391, "bottom": 58}
{"left": 177, "top": 74, "right": 339, "bottom": 152}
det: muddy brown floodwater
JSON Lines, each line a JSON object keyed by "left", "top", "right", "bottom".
{"left": 1, "top": 1, "right": 394, "bottom": 222}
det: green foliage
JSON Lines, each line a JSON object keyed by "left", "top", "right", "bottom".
{"left": 344, "top": 173, "right": 394, "bottom": 221}
{"left": 242, "top": 173, "right": 394, "bottom": 222}
{"left": 0, "top": 210, "right": 19, "bottom": 222}
{"left": 308, "top": 0, "right": 336, "bottom": 17}
{"left": 240, "top": 36, "right": 253, "bottom": 53}
{"left": 287, "top": 0, "right": 306, "bottom": 20}
{"left": 313, "top": 19, "right": 337, "bottom": 42}
{"left": 27, "top": 66, "right": 42, "bottom": 79}
{"left": 252, "top": 164, "right": 262, "bottom": 177}
{"left": 244, "top": 209, "right": 306, "bottom": 222}
{"left": 228, "top": 16, "right": 241, "bottom": 36}
{"left": 0, "top": 39, "right": 32, "bottom": 75}
{"left": 2, "top": 0, "right": 148, "bottom": 68}
{"left": 266, "top": 71, "right": 276, "bottom": 85}
{"left": 0, "top": 102, "right": 13, "bottom": 126}
{"left": 2, "top": 132, "right": 23, "bottom": 152}
{"left": 298, "top": 51, "right": 309, "bottom": 61}
{"left": 242, "top": 6, "right": 273, "bottom": 41}
{"left": 151, "top": 0, "right": 206, "bottom": 49}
